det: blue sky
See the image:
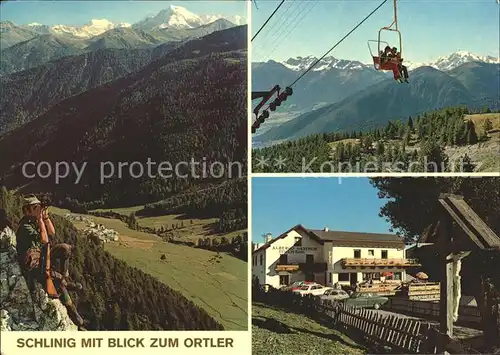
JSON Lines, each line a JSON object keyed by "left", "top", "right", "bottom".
{"left": 252, "top": 0, "right": 499, "bottom": 63}
{"left": 1, "top": 1, "right": 247, "bottom": 26}
{"left": 252, "top": 177, "right": 394, "bottom": 243}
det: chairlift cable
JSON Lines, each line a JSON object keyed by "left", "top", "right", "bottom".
{"left": 288, "top": 0, "right": 389, "bottom": 88}
{"left": 252, "top": 0, "right": 389, "bottom": 134}
{"left": 253, "top": 1, "right": 294, "bottom": 58}
{"left": 265, "top": 0, "right": 319, "bottom": 61}
{"left": 261, "top": 1, "right": 304, "bottom": 62}
{"left": 252, "top": 0, "right": 287, "bottom": 42}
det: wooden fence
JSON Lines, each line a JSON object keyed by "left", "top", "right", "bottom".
{"left": 385, "top": 297, "right": 482, "bottom": 327}
{"left": 253, "top": 286, "right": 436, "bottom": 353}
{"left": 333, "top": 302, "right": 434, "bottom": 353}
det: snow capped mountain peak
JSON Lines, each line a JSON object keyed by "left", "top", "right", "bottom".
{"left": 276, "top": 51, "right": 499, "bottom": 73}
{"left": 27, "top": 22, "right": 43, "bottom": 27}
{"left": 50, "top": 19, "right": 131, "bottom": 38}
{"left": 426, "top": 51, "right": 499, "bottom": 71}
{"left": 281, "top": 56, "right": 368, "bottom": 72}
{"left": 151, "top": 5, "right": 204, "bottom": 29}
{"left": 135, "top": 5, "right": 239, "bottom": 30}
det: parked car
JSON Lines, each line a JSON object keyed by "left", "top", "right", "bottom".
{"left": 317, "top": 288, "right": 350, "bottom": 302}
{"left": 343, "top": 292, "right": 389, "bottom": 309}
{"left": 294, "top": 284, "right": 331, "bottom": 296}
{"left": 281, "top": 281, "right": 315, "bottom": 292}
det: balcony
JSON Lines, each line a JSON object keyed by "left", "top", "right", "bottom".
{"left": 340, "top": 258, "right": 421, "bottom": 269}
{"left": 275, "top": 262, "right": 327, "bottom": 273}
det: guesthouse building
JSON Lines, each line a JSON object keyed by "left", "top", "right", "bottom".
{"left": 252, "top": 224, "right": 418, "bottom": 289}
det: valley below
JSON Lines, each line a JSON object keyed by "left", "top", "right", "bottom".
{"left": 51, "top": 206, "right": 248, "bottom": 330}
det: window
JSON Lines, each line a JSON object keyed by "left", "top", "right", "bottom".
{"left": 338, "top": 273, "right": 350, "bottom": 282}
{"left": 363, "top": 272, "right": 381, "bottom": 280}
{"left": 381, "top": 250, "right": 388, "bottom": 259}
{"left": 260, "top": 254, "right": 263, "bottom": 265}
{"left": 368, "top": 249, "right": 374, "bottom": 256}
{"left": 306, "top": 254, "right": 314, "bottom": 264}
{"left": 279, "top": 275, "right": 290, "bottom": 285}
{"left": 394, "top": 272, "right": 402, "bottom": 280}
{"left": 279, "top": 254, "right": 288, "bottom": 264}
{"left": 294, "top": 236, "right": 302, "bottom": 246}
{"left": 350, "top": 273, "right": 358, "bottom": 284}
{"left": 354, "top": 249, "right": 361, "bottom": 258}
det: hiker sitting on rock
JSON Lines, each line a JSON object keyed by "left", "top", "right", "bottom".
{"left": 16, "top": 194, "right": 84, "bottom": 328}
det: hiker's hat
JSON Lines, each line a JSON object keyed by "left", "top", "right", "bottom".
{"left": 23, "top": 194, "right": 42, "bottom": 206}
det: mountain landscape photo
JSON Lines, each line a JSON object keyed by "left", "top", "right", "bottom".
{"left": 0, "top": 2, "right": 248, "bottom": 331}
{"left": 251, "top": 0, "right": 499, "bottom": 172}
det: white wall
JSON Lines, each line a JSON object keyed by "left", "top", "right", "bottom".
{"left": 252, "top": 249, "right": 267, "bottom": 285}
{"left": 326, "top": 245, "right": 406, "bottom": 285}
{"left": 252, "top": 229, "right": 408, "bottom": 288}
{"left": 252, "top": 229, "right": 323, "bottom": 288}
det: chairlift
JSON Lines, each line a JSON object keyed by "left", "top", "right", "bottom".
{"left": 367, "top": 0, "right": 405, "bottom": 81}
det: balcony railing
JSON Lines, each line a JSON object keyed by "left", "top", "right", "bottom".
{"left": 340, "top": 258, "right": 421, "bottom": 268}
{"left": 275, "top": 262, "right": 327, "bottom": 273}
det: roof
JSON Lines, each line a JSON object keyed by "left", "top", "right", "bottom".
{"left": 309, "top": 229, "right": 404, "bottom": 248}
{"left": 438, "top": 194, "right": 500, "bottom": 249}
{"left": 252, "top": 224, "right": 318, "bottom": 254}
{"left": 252, "top": 225, "right": 404, "bottom": 254}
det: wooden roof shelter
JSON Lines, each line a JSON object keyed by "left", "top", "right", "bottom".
{"left": 419, "top": 193, "right": 500, "bottom": 353}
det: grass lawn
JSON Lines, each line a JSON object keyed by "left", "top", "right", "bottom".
{"left": 252, "top": 302, "right": 366, "bottom": 355}
{"left": 91, "top": 206, "right": 144, "bottom": 215}
{"left": 328, "top": 138, "right": 360, "bottom": 150}
{"left": 51, "top": 207, "right": 248, "bottom": 330}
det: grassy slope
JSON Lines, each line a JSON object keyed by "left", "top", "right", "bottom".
{"left": 90, "top": 206, "right": 245, "bottom": 242}
{"left": 51, "top": 207, "right": 248, "bottom": 330}
{"left": 252, "top": 302, "right": 365, "bottom": 355}
{"left": 325, "top": 114, "right": 500, "bottom": 172}
{"left": 466, "top": 113, "right": 500, "bottom": 136}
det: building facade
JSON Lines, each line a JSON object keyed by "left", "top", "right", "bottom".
{"left": 252, "top": 224, "right": 417, "bottom": 289}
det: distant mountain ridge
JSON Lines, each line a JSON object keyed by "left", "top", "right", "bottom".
{"left": 1, "top": 5, "right": 243, "bottom": 48}
{"left": 1, "top": 7, "right": 240, "bottom": 75}
{"left": 252, "top": 51, "right": 499, "bottom": 113}
{"left": 260, "top": 51, "right": 499, "bottom": 72}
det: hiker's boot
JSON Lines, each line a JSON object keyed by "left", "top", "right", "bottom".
{"left": 66, "top": 282, "right": 83, "bottom": 292}
{"left": 66, "top": 301, "right": 84, "bottom": 327}
{"left": 63, "top": 259, "right": 70, "bottom": 279}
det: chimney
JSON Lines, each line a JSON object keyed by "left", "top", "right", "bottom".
{"left": 324, "top": 227, "right": 329, "bottom": 232}
{"left": 265, "top": 233, "right": 273, "bottom": 243}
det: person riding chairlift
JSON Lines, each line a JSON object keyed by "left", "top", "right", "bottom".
{"left": 379, "top": 46, "right": 402, "bottom": 82}
{"left": 391, "top": 46, "right": 409, "bottom": 83}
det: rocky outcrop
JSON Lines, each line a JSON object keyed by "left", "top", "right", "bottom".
{"left": 0, "top": 227, "right": 77, "bottom": 331}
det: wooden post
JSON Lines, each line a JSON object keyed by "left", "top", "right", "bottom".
{"left": 440, "top": 254, "right": 454, "bottom": 337}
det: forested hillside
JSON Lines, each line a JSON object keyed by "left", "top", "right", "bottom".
{"left": 0, "top": 42, "right": 181, "bottom": 133}
{"left": 256, "top": 63, "right": 499, "bottom": 142}
{"left": 253, "top": 106, "right": 498, "bottom": 172}
{"left": 0, "top": 187, "right": 223, "bottom": 330}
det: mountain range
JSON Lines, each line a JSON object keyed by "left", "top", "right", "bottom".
{"left": 0, "top": 5, "right": 241, "bottom": 75}
{"left": 0, "top": 25, "right": 248, "bottom": 206}
{"left": 255, "top": 61, "right": 499, "bottom": 143}
{"left": 252, "top": 51, "right": 499, "bottom": 114}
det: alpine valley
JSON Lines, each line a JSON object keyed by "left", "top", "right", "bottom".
{"left": 0, "top": 5, "right": 248, "bottom": 331}
{"left": 251, "top": 51, "right": 500, "bottom": 173}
